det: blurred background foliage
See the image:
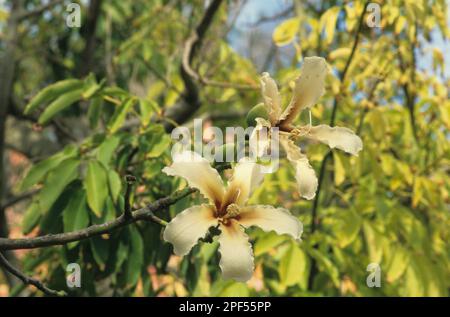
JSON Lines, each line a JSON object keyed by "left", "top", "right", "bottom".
{"left": 0, "top": 0, "right": 449, "bottom": 296}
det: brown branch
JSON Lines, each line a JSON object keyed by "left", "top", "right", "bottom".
{"left": 0, "top": 0, "right": 22, "bottom": 291}
{"left": 311, "top": 0, "right": 369, "bottom": 233}
{"left": 395, "top": 32, "right": 419, "bottom": 144}
{"left": 17, "top": 0, "right": 65, "bottom": 21}
{"left": 163, "top": 0, "right": 224, "bottom": 131}
{"left": 78, "top": 0, "right": 103, "bottom": 77}
{"left": 308, "top": 1, "right": 369, "bottom": 290}
{"left": 329, "top": 1, "right": 369, "bottom": 127}
{"left": 0, "top": 252, "right": 66, "bottom": 296}
{"left": 1, "top": 189, "right": 39, "bottom": 210}
{"left": 0, "top": 187, "right": 195, "bottom": 251}
{"left": 8, "top": 97, "right": 79, "bottom": 143}
{"left": 0, "top": 161, "right": 232, "bottom": 251}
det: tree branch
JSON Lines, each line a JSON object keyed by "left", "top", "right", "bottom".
{"left": 311, "top": 1, "right": 369, "bottom": 234}
{"left": 308, "top": 1, "right": 369, "bottom": 290}
{"left": 0, "top": 0, "right": 22, "bottom": 290}
{"left": 329, "top": 1, "right": 369, "bottom": 127}
{"left": 78, "top": 0, "right": 103, "bottom": 77}
{"left": 163, "top": 0, "right": 224, "bottom": 131}
{"left": 1, "top": 189, "right": 39, "bottom": 210}
{"left": 395, "top": 31, "right": 419, "bottom": 144}
{"left": 0, "top": 252, "right": 65, "bottom": 296}
{"left": 0, "top": 187, "right": 196, "bottom": 251}
{"left": 124, "top": 175, "right": 136, "bottom": 219}
{"left": 17, "top": 0, "right": 65, "bottom": 21}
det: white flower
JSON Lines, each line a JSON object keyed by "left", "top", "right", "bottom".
{"left": 162, "top": 151, "right": 302, "bottom": 282}
{"left": 251, "top": 57, "right": 363, "bottom": 200}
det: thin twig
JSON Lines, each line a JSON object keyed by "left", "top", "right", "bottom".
{"left": 163, "top": 0, "right": 224, "bottom": 131}
{"left": 1, "top": 189, "right": 39, "bottom": 210}
{"left": 308, "top": 1, "right": 369, "bottom": 290}
{"left": 329, "top": 1, "right": 370, "bottom": 127}
{"left": 311, "top": 1, "right": 369, "bottom": 233}
{"left": 18, "top": 0, "right": 65, "bottom": 21}
{"left": 0, "top": 252, "right": 66, "bottom": 296}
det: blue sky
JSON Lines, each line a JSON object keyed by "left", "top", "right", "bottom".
{"left": 227, "top": 0, "right": 450, "bottom": 79}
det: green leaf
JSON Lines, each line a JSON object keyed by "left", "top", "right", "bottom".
{"left": 125, "top": 226, "right": 144, "bottom": 287}
{"left": 63, "top": 188, "right": 90, "bottom": 248}
{"left": 245, "top": 103, "right": 269, "bottom": 127}
{"left": 139, "top": 99, "right": 159, "bottom": 127}
{"left": 107, "top": 98, "right": 136, "bottom": 133}
{"left": 363, "top": 222, "right": 383, "bottom": 263}
{"left": 90, "top": 236, "right": 110, "bottom": 270}
{"left": 39, "top": 186, "right": 73, "bottom": 233}
{"left": 402, "top": 259, "right": 425, "bottom": 296}
{"left": 108, "top": 170, "right": 122, "bottom": 203}
{"left": 84, "top": 160, "right": 109, "bottom": 217}
{"left": 38, "top": 158, "right": 79, "bottom": 214}
{"left": 22, "top": 202, "right": 41, "bottom": 235}
{"left": 334, "top": 209, "right": 361, "bottom": 247}
{"left": 114, "top": 241, "right": 128, "bottom": 273}
{"left": 97, "top": 135, "right": 120, "bottom": 166}
{"left": 20, "top": 145, "right": 77, "bottom": 191}
{"left": 38, "top": 88, "right": 85, "bottom": 125}
{"left": 24, "top": 79, "right": 83, "bottom": 114}
{"left": 279, "top": 242, "right": 309, "bottom": 289}
{"left": 87, "top": 96, "right": 104, "bottom": 129}
{"left": 254, "top": 231, "right": 287, "bottom": 256}
{"left": 217, "top": 282, "right": 249, "bottom": 297}
{"left": 82, "top": 75, "right": 104, "bottom": 99}
{"left": 272, "top": 18, "right": 300, "bottom": 46}
{"left": 306, "top": 246, "right": 340, "bottom": 287}
{"left": 139, "top": 124, "right": 171, "bottom": 158}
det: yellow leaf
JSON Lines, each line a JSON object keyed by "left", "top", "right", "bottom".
{"left": 334, "top": 209, "right": 361, "bottom": 248}
{"left": 395, "top": 16, "right": 407, "bottom": 34}
{"left": 320, "top": 6, "right": 341, "bottom": 45}
{"left": 386, "top": 246, "right": 410, "bottom": 282}
{"left": 363, "top": 222, "right": 383, "bottom": 263}
{"left": 272, "top": 18, "right": 300, "bottom": 46}
{"left": 329, "top": 47, "right": 351, "bottom": 61}
{"left": 412, "top": 178, "right": 422, "bottom": 207}
{"left": 278, "top": 242, "right": 309, "bottom": 288}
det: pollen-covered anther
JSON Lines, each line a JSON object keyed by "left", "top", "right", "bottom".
{"left": 290, "top": 126, "right": 311, "bottom": 139}
{"left": 224, "top": 203, "right": 241, "bottom": 218}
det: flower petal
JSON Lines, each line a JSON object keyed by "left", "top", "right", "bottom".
{"left": 218, "top": 220, "right": 254, "bottom": 282}
{"left": 249, "top": 118, "right": 272, "bottom": 158}
{"left": 307, "top": 124, "right": 363, "bottom": 156}
{"left": 280, "top": 136, "right": 318, "bottom": 200}
{"left": 279, "top": 56, "right": 329, "bottom": 127}
{"left": 162, "top": 151, "right": 225, "bottom": 206}
{"left": 163, "top": 204, "right": 218, "bottom": 256}
{"left": 238, "top": 205, "right": 303, "bottom": 240}
{"left": 260, "top": 72, "right": 282, "bottom": 125}
{"left": 224, "top": 158, "right": 265, "bottom": 206}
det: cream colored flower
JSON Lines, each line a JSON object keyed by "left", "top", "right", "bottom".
{"left": 251, "top": 57, "right": 363, "bottom": 200}
{"left": 162, "top": 151, "right": 302, "bottom": 282}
